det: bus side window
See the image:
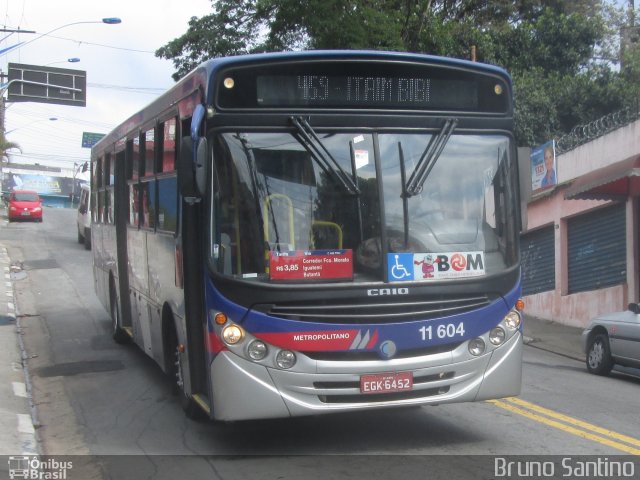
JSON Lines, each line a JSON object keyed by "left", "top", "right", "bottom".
{"left": 157, "top": 176, "right": 177, "bottom": 232}
{"left": 129, "top": 184, "right": 139, "bottom": 227}
{"left": 141, "top": 181, "right": 156, "bottom": 229}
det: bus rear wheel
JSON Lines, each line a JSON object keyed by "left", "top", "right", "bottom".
{"left": 110, "top": 290, "right": 129, "bottom": 344}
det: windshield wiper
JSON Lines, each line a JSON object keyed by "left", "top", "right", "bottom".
{"left": 290, "top": 116, "right": 360, "bottom": 196}
{"left": 405, "top": 118, "right": 458, "bottom": 197}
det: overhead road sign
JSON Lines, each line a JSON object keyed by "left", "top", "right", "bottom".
{"left": 7, "top": 62, "right": 86, "bottom": 107}
{"left": 82, "top": 132, "right": 106, "bottom": 148}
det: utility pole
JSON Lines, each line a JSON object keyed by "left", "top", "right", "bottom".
{"left": 1, "top": 71, "right": 8, "bottom": 187}
{"left": 621, "top": 0, "right": 637, "bottom": 70}
{"left": 0, "top": 71, "right": 7, "bottom": 135}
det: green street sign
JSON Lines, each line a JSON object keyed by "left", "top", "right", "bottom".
{"left": 82, "top": 132, "right": 106, "bottom": 148}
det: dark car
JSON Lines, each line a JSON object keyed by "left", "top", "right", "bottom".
{"left": 582, "top": 303, "right": 640, "bottom": 375}
{"left": 8, "top": 190, "right": 43, "bottom": 222}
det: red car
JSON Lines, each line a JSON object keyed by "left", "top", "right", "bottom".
{"left": 8, "top": 190, "right": 43, "bottom": 222}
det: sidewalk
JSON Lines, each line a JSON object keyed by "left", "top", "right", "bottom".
{"left": 523, "top": 314, "right": 585, "bottom": 362}
{"left": 0, "top": 241, "right": 39, "bottom": 455}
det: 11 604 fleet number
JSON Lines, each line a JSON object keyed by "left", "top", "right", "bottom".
{"left": 419, "top": 322, "right": 465, "bottom": 341}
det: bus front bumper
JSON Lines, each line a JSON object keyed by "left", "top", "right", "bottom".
{"left": 209, "top": 331, "right": 522, "bottom": 421}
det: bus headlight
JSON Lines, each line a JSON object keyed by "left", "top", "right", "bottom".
{"left": 222, "top": 324, "right": 244, "bottom": 345}
{"left": 504, "top": 311, "right": 521, "bottom": 330}
{"left": 468, "top": 338, "right": 485, "bottom": 356}
{"left": 489, "top": 327, "right": 506, "bottom": 345}
{"left": 248, "top": 340, "right": 268, "bottom": 360}
{"left": 276, "top": 350, "right": 296, "bottom": 369}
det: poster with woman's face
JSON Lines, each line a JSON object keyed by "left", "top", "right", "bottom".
{"left": 531, "top": 140, "right": 556, "bottom": 191}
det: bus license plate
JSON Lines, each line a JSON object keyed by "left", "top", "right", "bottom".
{"left": 360, "top": 372, "right": 413, "bottom": 394}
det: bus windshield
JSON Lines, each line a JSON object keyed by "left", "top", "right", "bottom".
{"left": 210, "top": 130, "right": 518, "bottom": 283}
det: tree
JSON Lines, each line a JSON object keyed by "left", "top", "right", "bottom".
{"left": 156, "top": 0, "right": 634, "bottom": 146}
{"left": 0, "top": 133, "right": 20, "bottom": 163}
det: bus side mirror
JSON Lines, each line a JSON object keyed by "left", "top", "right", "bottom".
{"left": 179, "top": 136, "right": 196, "bottom": 198}
{"left": 180, "top": 104, "right": 208, "bottom": 200}
{"left": 178, "top": 136, "right": 208, "bottom": 198}
{"left": 194, "top": 137, "right": 208, "bottom": 196}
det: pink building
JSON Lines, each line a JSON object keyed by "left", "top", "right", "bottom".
{"left": 521, "top": 116, "right": 640, "bottom": 328}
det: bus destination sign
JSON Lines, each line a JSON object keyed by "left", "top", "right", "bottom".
{"left": 256, "top": 75, "right": 477, "bottom": 109}
{"left": 270, "top": 249, "right": 353, "bottom": 281}
{"left": 218, "top": 60, "right": 509, "bottom": 112}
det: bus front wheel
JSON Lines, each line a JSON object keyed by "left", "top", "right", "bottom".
{"left": 168, "top": 324, "right": 206, "bottom": 420}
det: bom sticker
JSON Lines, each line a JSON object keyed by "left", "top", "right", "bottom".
{"left": 389, "top": 252, "right": 485, "bottom": 282}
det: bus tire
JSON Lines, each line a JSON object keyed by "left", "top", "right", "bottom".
{"left": 168, "top": 322, "right": 206, "bottom": 421}
{"left": 110, "top": 290, "right": 129, "bottom": 344}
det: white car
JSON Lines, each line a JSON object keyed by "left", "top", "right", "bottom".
{"left": 582, "top": 303, "right": 640, "bottom": 375}
{"left": 76, "top": 184, "right": 91, "bottom": 250}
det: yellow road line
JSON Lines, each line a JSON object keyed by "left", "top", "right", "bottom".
{"left": 488, "top": 399, "right": 640, "bottom": 455}
{"left": 506, "top": 397, "right": 640, "bottom": 448}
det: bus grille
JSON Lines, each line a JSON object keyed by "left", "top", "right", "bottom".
{"left": 303, "top": 343, "right": 462, "bottom": 361}
{"left": 256, "top": 294, "right": 491, "bottom": 324}
{"left": 314, "top": 371, "right": 454, "bottom": 403}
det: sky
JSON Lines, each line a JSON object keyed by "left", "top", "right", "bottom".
{"left": 1, "top": 0, "right": 213, "bottom": 177}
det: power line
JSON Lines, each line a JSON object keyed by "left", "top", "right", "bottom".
{"left": 87, "top": 82, "right": 167, "bottom": 94}
{"left": 40, "top": 33, "right": 156, "bottom": 54}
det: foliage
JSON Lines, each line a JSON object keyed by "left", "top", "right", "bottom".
{"left": 157, "top": 0, "right": 637, "bottom": 147}
{"left": 0, "top": 132, "right": 21, "bottom": 162}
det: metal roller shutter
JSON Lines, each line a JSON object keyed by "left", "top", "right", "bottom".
{"left": 568, "top": 203, "right": 626, "bottom": 294}
{"left": 521, "top": 226, "right": 555, "bottom": 295}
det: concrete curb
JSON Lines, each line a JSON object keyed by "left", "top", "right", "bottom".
{"left": 0, "top": 243, "right": 39, "bottom": 455}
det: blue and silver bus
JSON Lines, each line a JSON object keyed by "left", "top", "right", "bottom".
{"left": 91, "top": 50, "right": 523, "bottom": 421}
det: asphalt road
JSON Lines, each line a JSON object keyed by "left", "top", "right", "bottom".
{"left": 2, "top": 206, "right": 639, "bottom": 480}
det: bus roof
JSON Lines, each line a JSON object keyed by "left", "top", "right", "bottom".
{"left": 198, "top": 50, "right": 510, "bottom": 78}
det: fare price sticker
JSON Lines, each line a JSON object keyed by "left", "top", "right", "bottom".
{"left": 270, "top": 249, "right": 353, "bottom": 281}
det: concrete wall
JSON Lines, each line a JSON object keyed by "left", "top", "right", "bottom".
{"left": 522, "top": 119, "right": 640, "bottom": 328}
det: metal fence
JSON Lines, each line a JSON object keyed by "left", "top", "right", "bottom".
{"left": 555, "top": 102, "right": 640, "bottom": 154}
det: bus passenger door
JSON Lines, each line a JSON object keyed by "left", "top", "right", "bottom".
{"left": 178, "top": 115, "right": 209, "bottom": 411}
{"left": 115, "top": 149, "right": 133, "bottom": 331}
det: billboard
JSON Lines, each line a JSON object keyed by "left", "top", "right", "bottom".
{"left": 7, "top": 63, "right": 86, "bottom": 107}
{"left": 531, "top": 140, "right": 557, "bottom": 192}
{"left": 2, "top": 173, "right": 80, "bottom": 196}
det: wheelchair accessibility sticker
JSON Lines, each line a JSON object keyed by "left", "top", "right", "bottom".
{"left": 388, "top": 251, "right": 485, "bottom": 282}
{"left": 388, "top": 253, "right": 414, "bottom": 281}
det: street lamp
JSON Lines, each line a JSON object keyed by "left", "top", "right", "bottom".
{"left": 0, "top": 18, "right": 122, "bottom": 56}
{"left": 21, "top": 18, "right": 121, "bottom": 48}
{"left": 45, "top": 58, "right": 81, "bottom": 66}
